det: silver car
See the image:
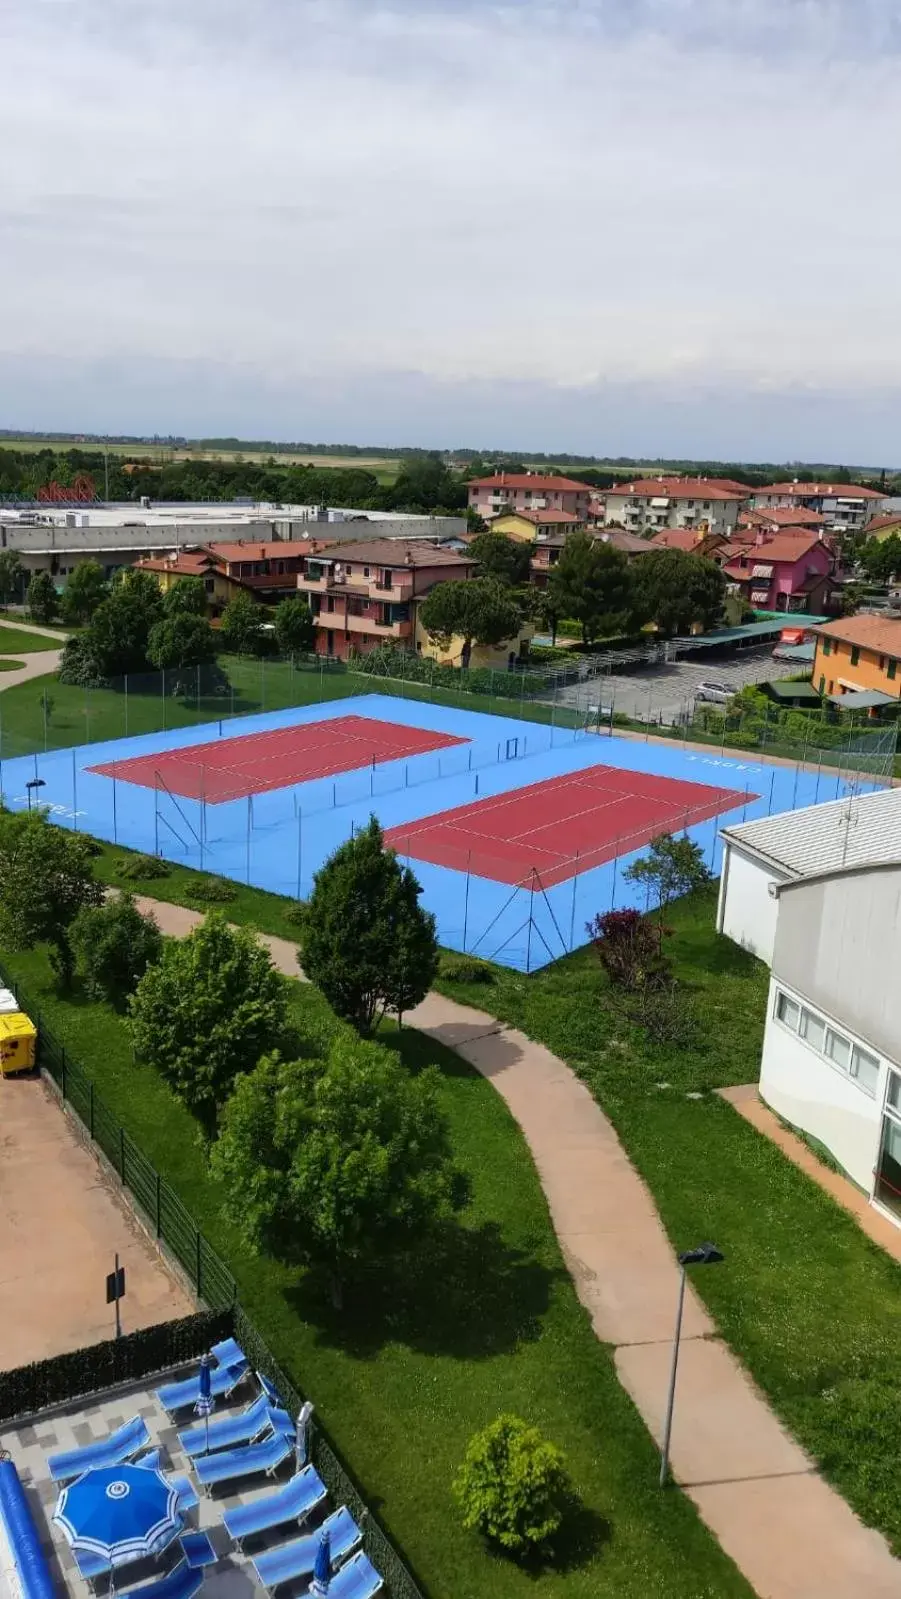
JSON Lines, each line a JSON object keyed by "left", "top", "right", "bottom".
{"left": 694, "top": 680, "right": 735, "bottom": 705}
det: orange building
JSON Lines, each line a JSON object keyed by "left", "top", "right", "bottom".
{"left": 812, "top": 614, "right": 901, "bottom": 703}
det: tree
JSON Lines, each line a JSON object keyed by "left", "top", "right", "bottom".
{"left": 300, "top": 817, "right": 438, "bottom": 1032}
{"left": 26, "top": 571, "right": 59, "bottom": 625}
{"left": 70, "top": 892, "right": 163, "bottom": 1007}
{"left": 76, "top": 566, "right": 165, "bottom": 678}
{"left": 468, "top": 531, "right": 532, "bottom": 587}
{"left": 219, "top": 589, "right": 263, "bottom": 654}
{"left": 0, "top": 549, "right": 23, "bottom": 608}
{"left": 147, "top": 613, "right": 216, "bottom": 672}
{"left": 419, "top": 577, "right": 523, "bottom": 664}
{"left": 61, "top": 561, "right": 107, "bottom": 625}
{"left": 128, "top": 914, "right": 288, "bottom": 1135}
{"left": 859, "top": 534, "right": 901, "bottom": 583}
{"left": 211, "top": 1036, "right": 468, "bottom": 1304}
{"left": 164, "top": 577, "right": 208, "bottom": 617}
{"left": 0, "top": 809, "right": 102, "bottom": 985}
{"left": 632, "top": 548, "right": 725, "bottom": 636}
{"left": 624, "top": 832, "right": 711, "bottom": 917}
{"left": 547, "top": 531, "right": 638, "bottom": 645}
{"left": 273, "top": 597, "right": 314, "bottom": 657}
{"left": 453, "top": 1415, "right": 572, "bottom": 1557}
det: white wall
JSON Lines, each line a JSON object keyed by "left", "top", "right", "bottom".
{"left": 717, "top": 843, "right": 788, "bottom": 965}
{"left": 760, "top": 978, "right": 883, "bottom": 1192}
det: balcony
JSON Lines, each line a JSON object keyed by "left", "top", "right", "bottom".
{"left": 313, "top": 611, "right": 411, "bottom": 639}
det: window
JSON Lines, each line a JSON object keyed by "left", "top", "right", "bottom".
{"left": 774, "top": 989, "right": 880, "bottom": 1097}
{"left": 889, "top": 660, "right": 897, "bottom": 681}
{"left": 888, "top": 1073, "right": 901, "bottom": 1111}
{"left": 363, "top": 567, "right": 370, "bottom": 577}
{"left": 776, "top": 992, "right": 800, "bottom": 1030}
{"left": 850, "top": 646, "right": 860, "bottom": 666}
{"left": 822, "top": 637, "right": 832, "bottom": 655}
{"left": 879, "top": 656, "right": 886, "bottom": 671}
{"left": 818, "top": 675, "right": 826, "bottom": 694}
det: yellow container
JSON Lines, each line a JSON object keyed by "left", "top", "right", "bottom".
{"left": 0, "top": 1012, "right": 37, "bottom": 1076}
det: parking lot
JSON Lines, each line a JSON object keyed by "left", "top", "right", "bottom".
{"left": 543, "top": 645, "right": 803, "bottom": 725}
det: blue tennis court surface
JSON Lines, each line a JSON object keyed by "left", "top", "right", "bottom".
{"left": 1, "top": 693, "right": 880, "bottom": 971}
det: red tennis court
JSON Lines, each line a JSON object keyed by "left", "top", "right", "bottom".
{"left": 385, "top": 765, "right": 755, "bottom": 886}
{"left": 88, "top": 716, "right": 468, "bottom": 803}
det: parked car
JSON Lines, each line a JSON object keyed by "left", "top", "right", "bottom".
{"left": 694, "top": 680, "right": 735, "bottom": 705}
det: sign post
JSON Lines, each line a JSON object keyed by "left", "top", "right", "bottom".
{"left": 106, "top": 1254, "right": 126, "bottom": 1339}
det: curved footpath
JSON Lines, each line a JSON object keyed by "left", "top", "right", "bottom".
{"left": 134, "top": 897, "right": 901, "bottom": 1599}
{"left": 0, "top": 618, "right": 67, "bottom": 693}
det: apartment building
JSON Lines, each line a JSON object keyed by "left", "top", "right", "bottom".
{"left": 751, "top": 482, "right": 886, "bottom": 532}
{"left": 295, "top": 539, "right": 472, "bottom": 661}
{"left": 723, "top": 533, "right": 837, "bottom": 615}
{"left": 811, "top": 614, "right": 901, "bottom": 705}
{"left": 202, "top": 540, "right": 318, "bottom": 602}
{"left": 602, "top": 477, "right": 748, "bottom": 537}
{"left": 467, "top": 473, "right": 592, "bottom": 522}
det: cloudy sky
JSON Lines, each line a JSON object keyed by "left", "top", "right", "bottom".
{"left": 3, "top": 0, "right": 901, "bottom": 460}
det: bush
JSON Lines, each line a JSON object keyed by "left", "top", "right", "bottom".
{"left": 113, "top": 853, "right": 171, "bottom": 881}
{"left": 453, "top": 1414, "right": 573, "bottom": 1557}
{"left": 58, "top": 633, "right": 109, "bottom": 688}
{"left": 587, "top": 909, "right": 670, "bottom": 991}
{"left": 186, "top": 876, "right": 237, "bottom": 903}
{"left": 440, "top": 957, "right": 495, "bottom": 985}
{"left": 70, "top": 893, "right": 164, "bottom": 1007}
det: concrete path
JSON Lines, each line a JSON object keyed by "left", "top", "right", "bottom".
{"left": 0, "top": 647, "right": 63, "bottom": 692}
{"left": 132, "top": 894, "right": 901, "bottom": 1598}
{"left": 0, "top": 1075, "right": 192, "bottom": 1368}
{"left": 721, "top": 1084, "right": 901, "bottom": 1265}
{"left": 0, "top": 617, "right": 70, "bottom": 642}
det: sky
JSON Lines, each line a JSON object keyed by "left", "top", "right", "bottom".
{"left": 3, "top": 0, "right": 901, "bottom": 461}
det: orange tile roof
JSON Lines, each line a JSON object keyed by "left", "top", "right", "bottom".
{"left": 725, "top": 534, "right": 822, "bottom": 567}
{"left": 469, "top": 473, "right": 590, "bottom": 492}
{"left": 756, "top": 482, "right": 884, "bottom": 500}
{"left": 812, "top": 613, "right": 901, "bottom": 656}
{"left": 135, "top": 553, "right": 219, "bottom": 576}
{"left": 607, "top": 477, "right": 747, "bottom": 502}
{"left": 864, "top": 515, "right": 901, "bottom": 534}
{"left": 203, "top": 539, "right": 319, "bottom": 563}
{"left": 739, "top": 506, "right": 825, "bottom": 528}
{"left": 648, "top": 527, "right": 726, "bottom": 551}
{"left": 493, "top": 507, "right": 581, "bottom": 525}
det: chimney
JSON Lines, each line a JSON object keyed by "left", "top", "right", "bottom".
{"left": 756, "top": 528, "right": 765, "bottom": 546}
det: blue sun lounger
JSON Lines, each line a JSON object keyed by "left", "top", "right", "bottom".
{"left": 209, "top": 1337, "right": 245, "bottom": 1370}
{"left": 222, "top": 1466, "right": 327, "bottom": 1549}
{"left": 155, "top": 1358, "right": 248, "bottom": 1416}
{"left": 177, "top": 1393, "right": 292, "bottom": 1458}
{"left": 48, "top": 1416, "right": 151, "bottom": 1483}
{"left": 124, "top": 1561, "right": 204, "bottom": 1599}
{"left": 252, "top": 1507, "right": 362, "bottom": 1592}
{"left": 313, "top": 1552, "right": 383, "bottom": 1599}
{"left": 193, "top": 1430, "right": 294, "bottom": 1494}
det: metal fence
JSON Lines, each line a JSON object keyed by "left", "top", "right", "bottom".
{"left": 0, "top": 960, "right": 427, "bottom": 1599}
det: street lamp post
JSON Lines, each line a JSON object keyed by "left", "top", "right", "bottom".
{"left": 25, "top": 777, "right": 46, "bottom": 813}
{"left": 659, "top": 1242, "right": 724, "bottom": 1488}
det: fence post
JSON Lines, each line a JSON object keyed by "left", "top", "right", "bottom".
{"left": 156, "top": 1172, "right": 162, "bottom": 1239}
{"left": 60, "top": 1045, "right": 67, "bottom": 1099}
{"left": 89, "top": 1081, "right": 95, "bottom": 1139}
{"left": 462, "top": 852, "right": 472, "bottom": 951}
{"left": 196, "top": 1232, "right": 203, "bottom": 1296}
{"left": 120, "top": 1127, "right": 126, "bottom": 1181}
{"left": 569, "top": 851, "right": 580, "bottom": 950}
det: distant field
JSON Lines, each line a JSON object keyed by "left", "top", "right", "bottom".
{"left": 0, "top": 437, "right": 400, "bottom": 482}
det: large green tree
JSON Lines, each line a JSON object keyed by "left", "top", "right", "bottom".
{"left": 300, "top": 816, "right": 438, "bottom": 1032}
{"left": 128, "top": 914, "right": 288, "bottom": 1135}
{"left": 27, "top": 571, "right": 59, "bottom": 625}
{"left": 547, "top": 531, "right": 638, "bottom": 645}
{"left": 61, "top": 561, "right": 107, "bottom": 625}
{"left": 164, "top": 577, "right": 208, "bottom": 617}
{"left": 0, "top": 549, "right": 24, "bottom": 608}
{"left": 419, "top": 577, "right": 523, "bottom": 662}
{"left": 0, "top": 810, "right": 103, "bottom": 984}
{"left": 624, "top": 832, "right": 711, "bottom": 918}
{"left": 468, "top": 531, "right": 532, "bottom": 587}
{"left": 147, "top": 613, "right": 216, "bottom": 672}
{"left": 632, "top": 548, "right": 725, "bottom": 636}
{"left": 211, "top": 1036, "right": 469, "bottom": 1304}
{"left": 273, "top": 596, "right": 314, "bottom": 657}
{"left": 70, "top": 892, "right": 163, "bottom": 1008}
{"left": 219, "top": 589, "right": 264, "bottom": 654}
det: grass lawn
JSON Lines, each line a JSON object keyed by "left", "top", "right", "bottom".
{"left": 0, "top": 660, "right": 22, "bottom": 672}
{"left": 435, "top": 890, "right": 901, "bottom": 1555}
{"left": 0, "top": 662, "right": 583, "bottom": 761}
{"left": 0, "top": 940, "right": 750, "bottom": 1599}
{"left": 91, "top": 842, "right": 305, "bottom": 942}
{"left": 0, "top": 625, "right": 61, "bottom": 654}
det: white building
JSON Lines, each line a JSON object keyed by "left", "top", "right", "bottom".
{"left": 750, "top": 482, "right": 886, "bottom": 533}
{"left": 602, "top": 477, "right": 748, "bottom": 538}
{"left": 761, "top": 862, "right": 901, "bottom": 1221}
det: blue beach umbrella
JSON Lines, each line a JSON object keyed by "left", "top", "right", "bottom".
{"left": 54, "top": 1464, "right": 182, "bottom": 1568}
{"left": 310, "top": 1529, "right": 331, "bottom": 1596}
{"left": 195, "top": 1353, "right": 214, "bottom": 1451}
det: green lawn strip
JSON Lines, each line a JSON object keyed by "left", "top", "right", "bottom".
{"left": 434, "top": 889, "right": 901, "bottom": 1553}
{"left": 0, "top": 625, "right": 60, "bottom": 653}
{"left": 0, "top": 660, "right": 23, "bottom": 672}
{"left": 90, "top": 843, "right": 304, "bottom": 942}
{"left": 3, "top": 942, "right": 750, "bottom": 1599}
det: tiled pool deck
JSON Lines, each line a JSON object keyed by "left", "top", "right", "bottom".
{"left": 1, "top": 1366, "right": 326, "bottom": 1599}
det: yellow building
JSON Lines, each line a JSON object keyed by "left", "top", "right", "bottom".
{"left": 413, "top": 607, "right": 534, "bottom": 670}
{"left": 812, "top": 614, "right": 901, "bottom": 705}
{"left": 134, "top": 553, "right": 245, "bottom": 615}
{"left": 489, "top": 508, "right": 584, "bottom": 542}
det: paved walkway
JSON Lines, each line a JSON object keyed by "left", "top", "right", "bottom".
{"left": 0, "top": 1075, "right": 192, "bottom": 1368}
{"left": 0, "top": 617, "right": 70, "bottom": 642}
{"left": 0, "top": 647, "right": 63, "bottom": 691}
{"left": 721, "top": 1084, "right": 901, "bottom": 1264}
{"left": 132, "top": 894, "right": 901, "bottom": 1598}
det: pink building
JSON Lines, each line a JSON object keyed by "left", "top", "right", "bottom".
{"left": 722, "top": 533, "right": 839, "bottom": 615}
{"left": 468, "top": 473, "right": 591, "bottom": 521}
